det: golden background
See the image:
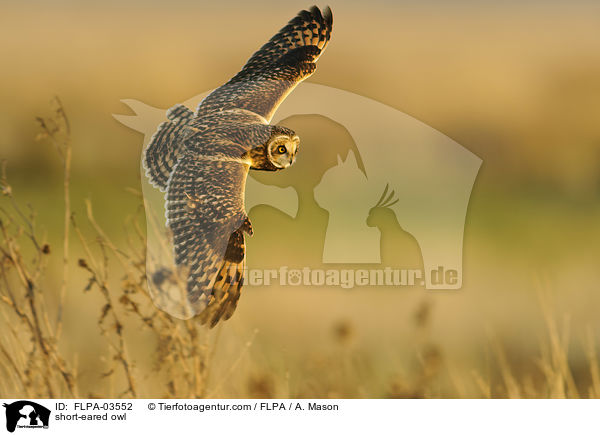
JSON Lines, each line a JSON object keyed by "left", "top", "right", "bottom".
{"left": 1, "top": 0, "right": 599, "bottom": 398}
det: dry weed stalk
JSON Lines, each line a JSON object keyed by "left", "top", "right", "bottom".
{"left": 72, "top": 198, "right": 214, "bottom": 398}
{"left": 35, "top": 97, "right": 71, "bottom": 339}
{"left": 0, "top": 161, "right": 77, "bottom": 397}
{"left": 387, "top": 299, "right": 443, "bottom": 398}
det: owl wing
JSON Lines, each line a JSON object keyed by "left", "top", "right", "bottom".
{"left": 144, "top": 106, "right": 271, "bottom": 190}
{"left": 196, "top": 5, "right": 333, "bottom": 122}
{"left": 166, "top": 151, "right": 251, "bottom": 327}
{"left": 143, "top": 104, "right": 195, "bottom": 191}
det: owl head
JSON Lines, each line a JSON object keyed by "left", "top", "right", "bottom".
{"left": 266, "top": 125, "right": 300, "bottom": 169}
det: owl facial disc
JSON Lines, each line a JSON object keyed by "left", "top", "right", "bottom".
{"left": 267, "top": 134, "right": 300, "bottom": 169}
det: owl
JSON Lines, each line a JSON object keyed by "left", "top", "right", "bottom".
{"left": 143, "top": 6, "right": 333, "bottom": 327}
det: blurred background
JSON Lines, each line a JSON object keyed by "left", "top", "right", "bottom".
{"left": 1, "top": 0, "right": 600, "bottom": 398}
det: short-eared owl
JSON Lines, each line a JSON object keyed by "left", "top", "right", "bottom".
{"left": 143, "top": 6, "right": 333, "bottom": 327}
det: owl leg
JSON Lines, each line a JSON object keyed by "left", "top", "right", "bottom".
{"left": 240, "top": 216, "right": 253, "bottom": 236}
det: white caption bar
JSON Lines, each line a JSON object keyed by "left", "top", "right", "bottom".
{"left": 1, "top": 399, "right": 597, "bottom": 434}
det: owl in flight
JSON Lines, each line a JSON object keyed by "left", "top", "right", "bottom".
{"left": 143, "top": 6, "right": 333, "bottom": 327}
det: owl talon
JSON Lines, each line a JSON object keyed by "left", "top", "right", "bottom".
{"left": 241, "top": 218, "right": 254, "bottom": 236}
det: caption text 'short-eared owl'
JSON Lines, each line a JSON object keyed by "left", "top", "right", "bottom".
{"left": 143, "top": 6, "right": 333, "bottom": 327}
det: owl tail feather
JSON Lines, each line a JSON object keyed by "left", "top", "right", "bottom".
{"left": 196, "top": 259, "right": 245, "bottom": 328}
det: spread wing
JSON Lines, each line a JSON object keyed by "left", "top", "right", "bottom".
{"left": 196, "top": 5, "right": 333, "bottom": 122}
{"left": 166, "top": 152, "right": 250, "bottom": 327}
{"left": 144, "top": 107, "right": 271, "bottom": 191}
{"left": 143, "top": 104, "right": 195, "bottom": 191}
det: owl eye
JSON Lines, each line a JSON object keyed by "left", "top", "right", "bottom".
{"left": 277, "top": 145, "right": 287, "bottom": 154}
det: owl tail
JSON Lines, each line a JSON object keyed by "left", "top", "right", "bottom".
{"left": 189, "top": 225, "right": 248, "bottom": 328}
{"left": 197, "top": 258, "right": 245, "bottom": 328}
{"left": 143, "top": 104, "right": 195, "bottom": 191}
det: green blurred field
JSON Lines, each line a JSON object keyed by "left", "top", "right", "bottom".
{"left": 1, "top": 0, "right": 600, "bottom": 398}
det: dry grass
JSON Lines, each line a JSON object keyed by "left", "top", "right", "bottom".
{"left": 0, "top": 101, "right": 212, "bottom": 398}
{"left": 0, "top": 101, "right": 599, "bottom": 399}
